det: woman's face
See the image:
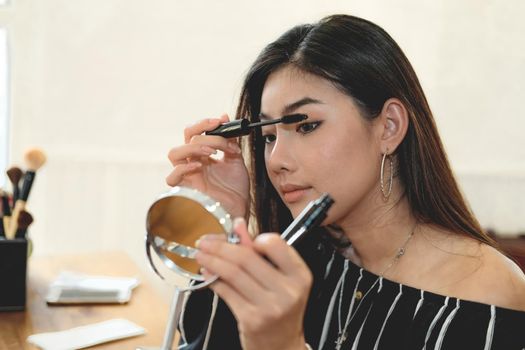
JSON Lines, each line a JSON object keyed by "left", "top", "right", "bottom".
{"left": 260, "top": 66, "right": 383, "bottom": 227}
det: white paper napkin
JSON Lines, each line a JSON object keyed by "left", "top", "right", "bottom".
{"left": 27, "top": 318, "right": 146, "bottom": 350}
{"left": 51, "top": 271, "right": 139, "bottom": 290}
{"left": 46, "top": 271, "right": 140, "bottom": 304}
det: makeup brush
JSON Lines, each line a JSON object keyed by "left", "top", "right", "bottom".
{"left": 1, "top": 189, "right": 11, "bottom": 238}
{"left": 7, "top": 166, "right": 23, "bottom": 203}
{"left": 0, "top": 193, "right": 5, "bottom": 239}
{"left": 15, "top": 210, "right": 33, "bottom": 239}
{"left": 7, "top": 148, "right": 47, "bottom": 239}
{"left": 0, "top": 215, "right": 4, "bottom": 239}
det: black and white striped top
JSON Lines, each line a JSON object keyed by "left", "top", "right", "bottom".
{"left": 179, "top": 231, "right": 525, "bottom": 349}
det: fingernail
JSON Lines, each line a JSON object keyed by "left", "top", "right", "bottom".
{"left": 188, "top": 162, "right": 202, "bottom": 169}
{"left": 195, "top": 236, "right": 211, "bottom": 249}
{"left": 201, "top": 146, "right": 217, "bottom": 154}
{"left": 200, "top": 267, "right": 214, "bottom": 280}
{"left": 233, "top": 217, "right": 246, "bottom": 228}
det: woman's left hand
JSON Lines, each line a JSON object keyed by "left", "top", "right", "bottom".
{"left": 196, "top": 218, "right": 313, "bottom": 350}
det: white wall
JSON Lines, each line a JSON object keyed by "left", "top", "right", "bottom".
{"left": 0, "top": 27, "right": 7, "bottom": 187}
{"left": 1, "top": 1, "right": 524, "bottom": 290}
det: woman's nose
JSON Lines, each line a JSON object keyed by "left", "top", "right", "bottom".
{"left": 266, "top": 134, "right": 296, "bottom": 174}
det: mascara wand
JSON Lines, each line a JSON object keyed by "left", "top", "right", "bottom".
{"left": 205, "top": 114, "right": 308, "bottom": 138}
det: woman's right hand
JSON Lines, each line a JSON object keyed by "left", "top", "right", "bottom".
{"left": 166, "top": 114, "right": 250, "bottom": 219}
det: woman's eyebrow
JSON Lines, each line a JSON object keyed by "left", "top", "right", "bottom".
{"left": 259, "top": 97, "right": 323, "bottom": 120}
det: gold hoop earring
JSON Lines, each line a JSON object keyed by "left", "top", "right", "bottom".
{"left": 380, "top": 150, "right": 393, "bottom": 200}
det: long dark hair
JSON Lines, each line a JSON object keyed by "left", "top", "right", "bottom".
{"left": 236, "top": 14, "right": 493, "bottom": 247}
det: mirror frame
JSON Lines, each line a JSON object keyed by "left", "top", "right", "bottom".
{"left": 145, "top": 186, "right": 233, "bottom": 290}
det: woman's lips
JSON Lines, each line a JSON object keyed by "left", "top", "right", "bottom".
{"left": 282, "top": 187, "right": 311, "bottom": 203}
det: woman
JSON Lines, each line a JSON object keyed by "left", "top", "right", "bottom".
{"left": 166, "top": 14, "right": 525, "bottom": 349}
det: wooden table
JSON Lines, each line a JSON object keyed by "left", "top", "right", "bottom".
{"left": 0, "top": 251, "right": 172, "bottom": 349}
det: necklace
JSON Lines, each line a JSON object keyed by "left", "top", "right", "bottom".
{"left": 334, "top": 226, "right": 416, "bottom": 350}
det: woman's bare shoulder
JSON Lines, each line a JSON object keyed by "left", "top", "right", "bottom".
{"left": 418, "top": 228, "right": 525, "bottom": 311}
{"left": 466, "top": 243, "right": 525, "bottom": 311}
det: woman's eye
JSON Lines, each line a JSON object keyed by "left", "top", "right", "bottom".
{"left": 297, "top": 121, "right": 321, "bottom": 134}
{"left": 262, "top": 134, "right": 276, "bottom": 144}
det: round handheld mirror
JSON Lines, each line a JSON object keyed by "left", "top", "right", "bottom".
{"left": 141, "top": 187, "right": 333, "bottom": 350}
{"left": 145, "top": 186, "right": 234, "bottom": 290}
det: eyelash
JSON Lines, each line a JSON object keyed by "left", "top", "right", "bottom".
{"left": 262, "top": 121, "right": 322, "bottom": 144}
{"left": 297, "top": 121, "right": 321, "bottom": 134}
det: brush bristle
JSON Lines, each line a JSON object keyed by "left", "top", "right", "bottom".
{"left": 24, "top": 148, "right": 47, "bottom": 170}
{"left": 7, "top": 167, "right": 23, "bottom": 183}
{"left": 17, "top": 210, "right": 34, "bottom": 228}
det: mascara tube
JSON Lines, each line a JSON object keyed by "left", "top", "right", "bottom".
{"left": 281, "top": 193, "right": 334, "bottom": 246}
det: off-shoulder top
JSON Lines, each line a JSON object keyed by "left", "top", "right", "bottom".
{"left": 178, "top": 231, "right": 525, "bottom": 349}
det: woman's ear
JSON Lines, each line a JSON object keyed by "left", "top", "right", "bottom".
{"left": 376, "top": 98, "right": 409, "bottom": 154}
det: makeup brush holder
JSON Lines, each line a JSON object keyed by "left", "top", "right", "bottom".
{"left": 0, "top": 238, "right": 28, "bottom": 311}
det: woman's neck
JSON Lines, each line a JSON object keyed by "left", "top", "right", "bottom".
{"left": 334, "top": 188, "right": 417, "bottom": 275}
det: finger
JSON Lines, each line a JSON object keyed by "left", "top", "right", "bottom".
{"left": 195, "top": 233, "right": 227, "bottom": 247}
{"left": 253, "top": 234, "right": 310, "bottom": 278}
{"left": 233, "top": 217, "right": 254, "bottom": 247}
{"left": 195, "top": 219, "right": 251, "bottom": 254}
{"left": 197, "top": 236, "right": 283, "bottom": 290}
{"left": 167, "top": 144, "right": 217, "bottom": 166}
{"left": 189, "top": 134, "right": 242, "bottom": 155}
{"left": 223, "top": 140, "right": 243, "bottom": 160}
{"left": 165, "top": 162, "right": 202, "bottom": 186}
{"left": 196, "top": 250, "right": 270, "bottom": 303}
{"left": 183, "top": 114, "right": 230, "bottom": 143}
{"left": 202, "top": 268, "right": 254, "bottom": 318}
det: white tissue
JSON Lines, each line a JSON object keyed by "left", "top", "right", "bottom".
{"left": 45, "top": 271, "right": 140, "bottom": 304}
{"left": 27, "top": 318, "right": 146, "bottom": 350}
